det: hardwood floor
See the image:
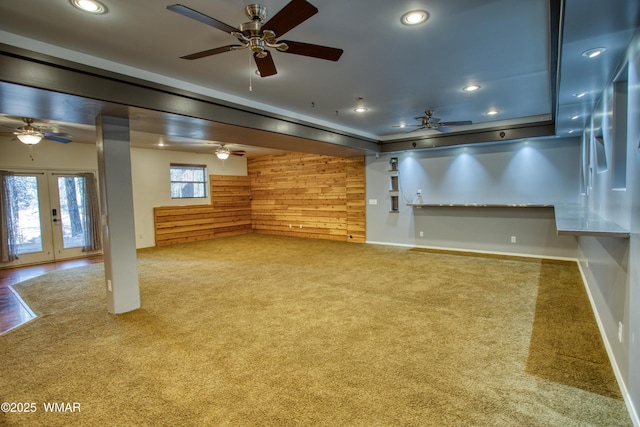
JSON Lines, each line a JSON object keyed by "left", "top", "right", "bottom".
{"left": 0, "top": 256, "right": 102, "bottom": 334}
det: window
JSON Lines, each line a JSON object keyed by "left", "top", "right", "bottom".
{"left": 170, "top": 164, "right": 207, "bottom": 199}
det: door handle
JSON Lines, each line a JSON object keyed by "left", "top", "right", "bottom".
{"left": 53, "top": 218, "right": 59, "bottom": 222}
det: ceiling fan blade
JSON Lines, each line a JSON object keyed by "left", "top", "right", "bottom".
{"left": 408, "top": 126, "right": 426, "bottom": 133}
{"left": 254, "top": 51, "right": 277, "bottom": 77}
{"left": 263, "top": 0, "right": 318, "bottom": 38}
{"left": 280, "top": 40, "right": 343, "bottom": 61}
{"left": 435, "top": 126, "right": 451, "bottom": 133}
{"left": 441, "top": 121, "right": 472, "bottom": 126}
{"left": 167, "top": 4, "right": 238, "bottom": 34}
{"left": 181, "top": 45, "right": 243, "bottom": 60}
{"left": 43, "top": 132, "right": 72, "bottom": 143}
{"left": 230, "top": 150, "right": 246, "bottom": 156}
{"left": 428, "top": 117, "right": 441, "bottom": 124}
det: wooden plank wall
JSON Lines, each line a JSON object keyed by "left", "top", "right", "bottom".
{"left": 153, "top": 175, "right": 251, "bottom": 246}
{"left": 209, "top": 175, "right": 252, "bottom": 238}
{"left": 346, "top": 157, "right": 366, "bottom": 243}
{"left": 154, "top": 154, "right": 366, "bottom": 246}
{"left": 248, "top": 152, "right": 366, "bottom": 242}
{"left": 154, "top": 205, "right": 218, "bottom": 246}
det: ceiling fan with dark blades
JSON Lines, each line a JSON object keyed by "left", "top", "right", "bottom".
{"left": 214, "top": 143, "right": 246, "bottom": 159}
{"left": 395, "top": 110, "right": 472, "bottom": 133}
{"left": 1, "top": 117, "right": 73, "bottom": 145}
{"left": 167, "top": 0, "right": 344, "bottom": 77}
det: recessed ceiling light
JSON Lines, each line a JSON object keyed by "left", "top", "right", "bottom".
{"left": 463, "top": 84, "right": 481, "bottom": 92}
{"left": 573, "top": 91, "right": 588, "bottom": 98}
{"left": 582, "top": 47, "right": 606, "bottom": 58}
{"left": 70, "top": 0, "right": 107, "bottom": 14}
{"left": 571, "top": 115, "right": 580, "bottom": 120}
{"left": 568, "top": 129, "right": 576, "bottom": 134}
{"left": 486, "top": 109, "right": 499, "bottom": 116}
{"left": 401, "top": 10, "right": 429, "bottom": 26}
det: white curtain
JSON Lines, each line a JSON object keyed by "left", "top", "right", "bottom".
{"left": 0, "top": 170, "right": 19, "bottom": 262}
{"left": 78, "top": 172, "right": 102, "bottom": 252}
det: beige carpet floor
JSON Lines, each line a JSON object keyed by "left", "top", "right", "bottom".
{"left": 0, "top": 234, "right": 631, "bottom": 426}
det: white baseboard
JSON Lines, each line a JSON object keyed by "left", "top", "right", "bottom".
{"left": 365, "top": 240, "right": 576, "bottom": 261}
{"left": 577, "top": 261, "right": 640, "bottom": 427}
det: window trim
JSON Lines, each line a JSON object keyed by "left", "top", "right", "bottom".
{"left": 170, "top": 163, "right": 208, "bottom": 199}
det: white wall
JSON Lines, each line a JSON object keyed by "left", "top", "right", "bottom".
{"left": 578, "top": 31, "right": 640, "bottom": 425}
{"left": 130, "top": 147, "right": 246, "bottom": 248}
{"left": 0, "top": 137, "right": 247, "bottom": 249}
{"left": 366, "top": 137, "right": 581, "bottom": 258}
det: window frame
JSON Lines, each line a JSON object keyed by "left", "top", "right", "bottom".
{"left": 169, "top": 163, "right": 208, "bottom": 199}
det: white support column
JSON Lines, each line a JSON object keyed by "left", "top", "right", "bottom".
{"left": 96, "top": 115, "right": 140, "bottom": 314}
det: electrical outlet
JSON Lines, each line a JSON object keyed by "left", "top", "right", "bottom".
{"left": 417, "top": 189, "right": 422, "bottom": 195}
{"left": 289, "top": 224, "right": 292, "bottom": 228}
{"left": 511, "top": 236, "right": 517, "bottom": 243}
{"left": 369, "top": 199, "right": 378, "bottom": 205}
{"left": 618, "top": 322, "right": 623, "bottom": 343}
{"left": 107, "top": 279, "right": 112, "bottom": 292}
{"left": 299, "top": 224, "right": 303, "bottom": 229}
{"left": 419, "top": 231, "right": 424, "bottom": 237}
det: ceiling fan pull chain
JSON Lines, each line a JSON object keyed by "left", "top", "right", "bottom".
{"left": 249, "top": 53, "right": 253, "bottom": 92}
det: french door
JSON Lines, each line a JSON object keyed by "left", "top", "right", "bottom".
{"left": 1, "top": 169, "right": 100, "bottom": 267}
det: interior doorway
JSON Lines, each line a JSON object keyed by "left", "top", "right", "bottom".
{"left": 1, "top": 169, "right": 101, "bottom": 268}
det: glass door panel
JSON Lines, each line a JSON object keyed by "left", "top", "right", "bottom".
{"left": 57, "top": 176, "right": 85, "bottom": 249}
{"left": 1, "top": 172, "right": 54, "bottom": 267}
{"left": 1, "top": 170, "right": 100, "bottom": 268}
{"left": 12, "top": 175, "right": 44, "bottom": 254}
{"left": 48, "top": 172, "right": 93, "bottom": 260}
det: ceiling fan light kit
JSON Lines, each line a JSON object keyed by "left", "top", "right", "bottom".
{"left": 215, "top": 149, "right": 230, "bottom": 160}
{"left": 7, "top": 117, "right": 73, "bottom": 145}
{"left": 168, "top": 0, "right": 343, "bottom": 78}
{"left": 354, "top": 98, "right": 368, "bottom": 112}
{"left": 214, "top": 144, "right": 246, "bottom": 160}
{"left": 16, "top": 133, "right": 43, "bottom": 145}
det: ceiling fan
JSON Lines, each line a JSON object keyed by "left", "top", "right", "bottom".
{"left": 167, "top": 0, "right": 344, "bottom": 77}
{"left": 215, "top": 143, "right": 246, "bottom": 160}
{"left": 396, "top": 110, "right": 472, "bottom": 133}
{"left": 1, "top": 117, "right": 73, "bottom": 145}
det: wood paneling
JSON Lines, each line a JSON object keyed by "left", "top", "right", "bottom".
{"left": 346, "top": 157, "right": 366, "bottom": 243}
{"left": 154, "top": 175, "right": 251, "bottom": 246}
{"left": 249, "top": 153, "right": 365, "bottom": 242}
{"left": 154, "top": 155, "right": 365, "bottom": 246}
{"left": 210, "top": 175, "right": 252, "bottom": 238}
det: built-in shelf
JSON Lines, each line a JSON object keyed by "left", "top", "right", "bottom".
{"left": 407, "top": 203, "right": 553, "bottom": 208}
{"left": 554, "top": 204, "right": 630, "bottom": 238}
{"left": 390, "top": 195, "right": 399, "bottom": 211}
{"left": 406, "top": 202, "right": 630, "bottom": 239}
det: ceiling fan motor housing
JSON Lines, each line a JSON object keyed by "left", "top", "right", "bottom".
{"left": 245, "top": 4, "right": 267, "bottom": 22}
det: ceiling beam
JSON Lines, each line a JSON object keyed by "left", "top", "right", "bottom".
{"left": 380, "top": 122, "right": 557, "bottom": 153}
{"left": 0, "top": 44, "right": 379, "bottom": 156}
